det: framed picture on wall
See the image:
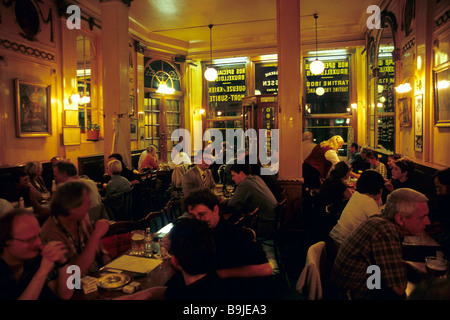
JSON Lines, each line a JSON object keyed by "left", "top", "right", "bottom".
{"left": 14, "top": 79, "right": 52, "bottom": 137}
{"left": 130, "top": 118, "right": 138, "bottom": 140}
{"left": 399, "top": 97, "right": 412, "bottom": 127}
{"left": 433, "top": 61, "right": 450, "bottom": 127}
{"left": 414, "top": 94, "right": 423, "bottom": 152}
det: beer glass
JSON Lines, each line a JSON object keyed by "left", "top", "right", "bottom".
{"left": 130, "top": 230, "right": 145, "bottom": 256}
{"left": 425, "top": 256, "right": 448, "bottom": 278}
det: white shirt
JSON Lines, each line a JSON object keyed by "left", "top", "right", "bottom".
{"left": 138, "top": 150, "right": 148, "bottom": 169}
{"left": 329, "top": 191, "right": 381, "bottom": 244}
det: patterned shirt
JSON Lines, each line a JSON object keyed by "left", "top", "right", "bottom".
{"left": 331, "top": 216, "right": 407, "bottom": 300}
{"left": 372, "top": 162, "right": 387, "bottom": 180}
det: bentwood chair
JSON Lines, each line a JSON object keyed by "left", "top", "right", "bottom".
{"left": 296, "top": 241, "right": 327, "bottom": 300}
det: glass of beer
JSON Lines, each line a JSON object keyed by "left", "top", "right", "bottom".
{"left": 425, "top": 256, "right": 448, "bottom": 278}
{"left": 130, "top": 230, "right": 145, "bottom": 256}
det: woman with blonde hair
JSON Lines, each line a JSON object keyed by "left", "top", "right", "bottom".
{"left": 139, "top": 145, "right": 159, "bottom": 171}
{"left": 105, "top": 159, "right": 131, "bottom": 198}
{"left": 303, "top": 135, "right": 344, "bottom": 190}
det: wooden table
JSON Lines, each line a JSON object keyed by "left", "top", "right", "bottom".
{"left": 72, "top": 256, "right": 176, "bottom": 300}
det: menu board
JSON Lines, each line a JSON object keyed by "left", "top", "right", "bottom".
{"left": 304, "top": 57, "right": 350, "bottom": 114}
{"left": 377, "top": 56, "right": 395, "bottom": 151}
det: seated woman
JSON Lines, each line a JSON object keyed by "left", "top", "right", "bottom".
{"left": 139, "top": 145, "right": 159, "bottom": 172}
{"left": 385, "top": 158, "right": 436, "bottom": 201}
{"left": 24, "top": 161, "right": 50, "bottom": 196}
{"left": 318, "top": 161, "right": 353, "bottom": 227}
{"left": 108, "top": 153, "right": 141, "bottom": 186}
{"left": 105, "top": 159, "right": 132, "bottom": 198}
{"left": 40, "top": 181, "right": 110, "bottom": 276}
{"left": 386, "top": 153, "right": 401, "bottom": 180}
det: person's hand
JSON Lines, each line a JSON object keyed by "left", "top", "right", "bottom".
{"left": 40, "top": 241, "right": 68, "bottom": 273}
{"left": 92, "top": 219, "right": 110, "bottom": 240}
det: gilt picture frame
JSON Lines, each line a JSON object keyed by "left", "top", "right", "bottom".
{"left": 15, "top": 79, "right": 52, "bottom": 137}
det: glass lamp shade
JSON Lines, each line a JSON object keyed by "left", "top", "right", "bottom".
{"left": 204, "top": 67, "right": 218, "bottom": 81}
{"left": 80, "top": 95, "right": 90, "bottom": 104}
{"left": 316, "top": 87, "right": 325, "bottom": 96}
{"left": 310, "top": 59, "right": 325, "bottom": 75}
{"left": 394, "top": 83, "right": 412, "bottom": 93}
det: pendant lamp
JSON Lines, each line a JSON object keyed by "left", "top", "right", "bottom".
{"left": 204, "top": 24, "right": 218, "bottom": 82}
{"left": 310, "top": 14, "right": 325, "bottom": 75}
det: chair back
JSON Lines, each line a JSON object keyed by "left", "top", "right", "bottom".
{"left": 296, "top": 241, "right": 327, "bottom": 300}
{"left": 234, "top": 206, "right": 260, "bottom": 229}
{"left": 103, "top": 187, "right": 133, "bottom": 221}
{"left": 170, "top": 164, "right": 189, "bottom": 198}
{"left": 137, "top": 210, "right": 164, "bottom": 230}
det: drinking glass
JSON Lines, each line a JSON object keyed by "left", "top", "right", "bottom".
{"left": 41, "top": 192, "right": 51, "bottom": 201}
{"left": 425, "top": 256, "right": 448, "bottom": 278}
{"left": 225, "top": 184, "right": 234, "bottom": 195}
{"left": 130, "top": 230, "right": 145, "bottom": 256}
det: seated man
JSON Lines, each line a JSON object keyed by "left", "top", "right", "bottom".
{"left": 185, "top": 190, "right": 274, "bottom": 299}
{"left": 40, "top": 181, "right": 110, "bottom": 276}
{"left": 227, "top": 164, "right": 278, "bottom": 237}
{"left": 331, "top": 188, "right": 431, "bottom": 300}
{"left": 117, "top": 217, "right": 226, "bottom": 300}
{"left": 0, "top": 208, "right": 73, "bottom": 300}
{"left": 181, "top": 150, "right": 216, "bottom": 200}
{"left": 53, "top": 161, "right": 102, "bottom": 208}
{"left": 139, "top": 145, "right": 159, "bottom": 172}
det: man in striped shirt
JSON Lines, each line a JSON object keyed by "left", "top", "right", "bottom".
{"left": 331, "top": 188, "right": 430, "bottom": 300}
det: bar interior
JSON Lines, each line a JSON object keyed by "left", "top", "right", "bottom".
{"left": 0, "top": 0, "right": 449, "bottom": 303}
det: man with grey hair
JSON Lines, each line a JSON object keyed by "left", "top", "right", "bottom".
{"left": 331, "top": 188, "right": 430, "bottom": 300}
{"left": 302, "top": 131, "right": 316, "bottom": 162}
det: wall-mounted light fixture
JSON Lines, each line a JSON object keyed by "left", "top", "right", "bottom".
{"left": 395, "top": 76, "right": 422, "bottom": 93}
{"left": 69, "top": 92, "right": 80, "bottom": 104}
{"left": 194, "top": 107, "right": 206, "bottom": 115}
{"left": 351, "top": 101, "right": 364, "bottom": 110}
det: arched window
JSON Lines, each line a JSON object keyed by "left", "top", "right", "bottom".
{"left": 143, "top": 59, "right": 183, "bottom": 162}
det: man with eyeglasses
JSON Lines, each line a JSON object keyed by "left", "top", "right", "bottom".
{"left": 0, "top": 208, "right": 73, "bottom": 300}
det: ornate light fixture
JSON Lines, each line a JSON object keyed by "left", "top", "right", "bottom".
{"left": 204, "top": 24, "right": 218, "bottom": 82}
{"left": 310, "top": 14, "right": 325, "bottom": 75}
{"left": 395, "top": 76, "right": 422, "bottom": 93}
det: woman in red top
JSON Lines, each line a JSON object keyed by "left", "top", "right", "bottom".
{"left": 139, "top": 145, "right": 159, "bottom": 171}
{"left": 303, "top": 135, "right": 344, "bottom": 190}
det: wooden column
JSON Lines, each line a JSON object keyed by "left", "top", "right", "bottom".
{"left": 100, "top": 0, "right": 131, "bottom": 167}
{"left": 276, "top": 0, "right": 303, "bottom": 227}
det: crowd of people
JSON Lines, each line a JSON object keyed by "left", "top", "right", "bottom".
{"left": 301, "top": 132, "right": 450, "bottom": 299}
{"left": 0, "top": 133, "right": 449, "bottom": 301}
